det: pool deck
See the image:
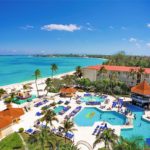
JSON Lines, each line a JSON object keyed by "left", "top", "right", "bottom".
{"left": 0, "top": 80, "right": 149, "bottom": 149}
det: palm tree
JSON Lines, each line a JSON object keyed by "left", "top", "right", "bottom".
{"left": 97, "top": 66, "right": 107, "bottom": 79}
{"left": 50, "top": 64, "right": 58, "bottom": 78}
{"left": 113, "top": 136, "right": 144, "bottom": 150}
{"left": 33, "top": 69, "right": 41, "bottom": 97}
{"left": 129, "top": 68, "right": 136, "bottom": 86}
{"left": 137, "top": 67, "right": 145, "bottom": 84}
{"left": 41, "top": 109, "right": 58, "bottom": 129}
{"left": 0, "top": 88, "right": 6, "bottom": 98}
{"left": 61, "top": 119, "right": 76, "bottom": 143}
{"left": 75, "top": 66, "right": 83, "bottom": 78}
{"left": 45, "top": 78, "right": 52, "bottom": 96}
{"left": 93, "top": 128, "right": 118, "bottom": 149}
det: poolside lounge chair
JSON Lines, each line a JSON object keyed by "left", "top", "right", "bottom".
{"left": 64, "top": 101, "right": 70, "bottom": 105}
{"left": 58, "top": 100, "right": 63, "bottom": 104}
{"left": 84, "top": 93, "right": 91, "bottom": 97}
{"left": 92, "top": 125, "right": 99, "bottom": 135}
{"left": 36, "top": 112, "right": 42, "bottom": 116}
{"left": 65, "top": 132, "right": 74, "bottom": 140}
{"left": 25, "top": 128, "right": 34, "bottom": 134}
{"left": 146, "top": 138, "right": 150, "bottom": 146}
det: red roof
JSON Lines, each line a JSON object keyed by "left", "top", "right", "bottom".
{"left": 86, "top": 65, "right": 150, "bottom": 74}
{"left": 131, "top": 80, "right": 150, "bottom": 95}
{"left": 0, "top": 116, "right": 12, "bottom": 129}
{"left": 0, "top": 107, "right": 24, "bottom": 129}
{"left": 60, "top": 87, "right": 77, "bottom": 93}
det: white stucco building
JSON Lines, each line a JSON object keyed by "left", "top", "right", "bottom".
{"left": 82, "top": 65, "right": 150, "bottom": 86}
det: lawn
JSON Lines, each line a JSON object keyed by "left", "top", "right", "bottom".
{"left": 0, "top": 132, "right": 75, "bottom": 150}
{"left": 0, "top": 132, "right": 24, "bottom": 150}
{"left": 21, "top": 132, "right": 75, "bottom": 150}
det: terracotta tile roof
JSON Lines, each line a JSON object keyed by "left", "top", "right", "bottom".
{"left": 0, "top": 107, "right": 24, "bottom": 129}
{"left": 131, "top": 80, "right": 150, "bottom": 95}
{"left": 86, "top": 65, "right": 150, "bottom": 74}
{"left": 0, "top": 116, "right": 12, "bottom": 129}
{"left": 60, "top": 87, "right": 77, "bottom": 93}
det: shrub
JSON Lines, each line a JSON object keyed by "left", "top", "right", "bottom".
{"left": 18, "top": 128, "right": 24, "bottom": 133}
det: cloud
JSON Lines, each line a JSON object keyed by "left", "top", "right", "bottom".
{"left": 147, "top": 23, "right": 150, "bottom": 28}
{"left": 109, "top": 26, "right": 114, "bottom": 29}
{"left": 41, "top": 24, "right": 81, "bottom": 32}
{"left": 146, "top": 43, "right": 150, "bottom": 48}
{"left": 121, "top": 26, "right": 127, "bottom": 30}
{"left": 129, "top": 37, "right": 137, "bottom": 42}
{"left": 20, "top": 25, "right": 34, "bottom": 30}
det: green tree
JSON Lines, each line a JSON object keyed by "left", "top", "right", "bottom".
{"left": 0, "top": 88, "right": 6, "bottom": 98}
{"left": 113, "top": 136, "right": 144, "bottom": 150}
{"left": 97, "top": 66, "right": 107, "bottom": 79}
{"left": 137, "top": 67, "right": 145, "bottom": 84}
{"left": 41, "top": 109, "right": 58, "bottom": 130}
{"left": 75, "top": 66, "right": 83, "bottom": 78}
{"left": 61, "top": 119, "right": 76, "bottom": 143}
{"left": 93, "top": 128, "right": 118, "bottom": 149}
{"left": 51, "top": 64, "right": 58, "bottom": 78}
{"left": 45, "top": 78, "right": 53, "bottom": 96}
{"left": 33, "top": 69, "right": 41, "bottom": 97}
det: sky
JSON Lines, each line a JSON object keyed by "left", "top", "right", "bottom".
{"left": 0, "top": 0, "right": 150, "bottom": 55}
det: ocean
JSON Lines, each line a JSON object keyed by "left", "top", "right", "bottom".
{"left": 0, "top": 56, "right": 106, "bottom": 86}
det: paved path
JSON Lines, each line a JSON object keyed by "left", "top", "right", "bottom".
{"left": 18, "top": 133, "right": 28, "bottom": 150}
{"left": 76, "top": 140, "right": 93, "bottom": 150}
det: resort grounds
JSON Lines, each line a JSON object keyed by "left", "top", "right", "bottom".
{"left": 0, "top": 71, "right": 150, "bottom": 150}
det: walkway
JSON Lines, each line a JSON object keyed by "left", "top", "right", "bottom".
{"left": 76, "top": 140, "right": 93, "bottom": 150}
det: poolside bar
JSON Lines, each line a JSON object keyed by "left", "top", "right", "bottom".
{"left": 131, "top": 80, "right": 150, "bottom": 109}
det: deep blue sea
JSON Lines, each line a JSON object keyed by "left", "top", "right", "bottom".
{"left": 0, "top": 56, "right": 106, "bottom": 86}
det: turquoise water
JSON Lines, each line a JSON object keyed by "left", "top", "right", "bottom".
{"left": 13, "top": 95, "right": 36, "bottom": 104}
{"left": 121, "top": 103, "right": 150, "bottom": 140}
{"left": 74, "top": 107, "right": 126, "bottom": 126}
{"left": 0, "top": 56, "right": 105, "bottom": 86}
{"left": 54, "top": 106, "right": 64, "bottom": 114}
{"left": 80, "top": 96, "right": 104, "bottom": 102}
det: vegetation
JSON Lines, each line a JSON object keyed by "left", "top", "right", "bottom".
{"left": 113, "top": 136, "right": 145, "bottom": 150}
{"left": 41, "top": 109, "right": 58, "bottom": 130}
{"left": 0, "top": 132, "right": 24, "bottom": 150}
{"left": 50, "top": 64, "right": 58, "bottom": 78}
{"left": 103, "top": 51, "right": 150, "bottom": 68}
{"left": 93, "top": 128, "right": 118, "bottom": 149}
{"left": 61, "top": 119, "right": 76, "bottom": 143}
{"left": 0, "top": 88, "right": 6, "bottom": 98}
{"left": 33, "top": 69, "right": 41, "bottom": 97}
{"left": 21, "top": 131, "right": 78, "bottom": 150}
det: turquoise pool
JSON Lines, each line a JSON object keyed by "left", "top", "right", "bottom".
{"left": 121, "top": 103, "right": 150, "bottom": 140}
{"left": 54, "top": 106, "right": 64, "bottom": 114}
{"left": 74, "top": 107, "right": 126, "bottom": 126}
{"left": 13, "top": 95, "right": 36, "bottom": 104}
{"left": 80, "top": 96, "right": 104, "bottom": 102}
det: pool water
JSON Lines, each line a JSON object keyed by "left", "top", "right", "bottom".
{"left": 13, "top": 95, "right": 36, "bottom": 104}
{"left": 121, "top": 103, "right": 150, "bottom": 140}
{"left": 54, "top": 106, "right": 64, "bottom": 114}
{"left": 80, "top": 96, "right": 104, "bottom": 102}
{"left": 74, "top": 107, "right": 126, "bottom": 126}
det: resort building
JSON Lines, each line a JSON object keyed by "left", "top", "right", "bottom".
{"left": 131, "top": 80, "right": 150, "bottom": 109}
{"left": 0, "top": 104, "right": 24, "bottom": 139}
{"left": 60, "top": 87, "right": 77, "bottom": 97}
{"left": 81, "top": 65, "right": 150, "bottom": 86}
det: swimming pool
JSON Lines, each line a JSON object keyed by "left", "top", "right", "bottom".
{"left": 80, "top": 96, "right": 104, "bottom": 102}
{"left": 54, "top": 106, "right": 64, "bottom": 114}
{"left": 121, "top": 103, "right": 150, "bottom": 140}
{"left": 13, "top": 95, "right": 36, "bottom": 104}
{"left": 74, "top": 107, "right": 126, "bottom": 126}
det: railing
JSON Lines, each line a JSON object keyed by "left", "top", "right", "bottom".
{"left": 131, "top": 95, "right": 150, "bottom": 103}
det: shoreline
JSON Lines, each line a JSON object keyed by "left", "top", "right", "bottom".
{"left": 0, "top": 70, "right": 75, "bottom": 89}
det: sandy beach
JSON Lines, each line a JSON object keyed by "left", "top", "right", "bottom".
{"left": 0, "top": 70, "right": 75, "bottom": 89}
